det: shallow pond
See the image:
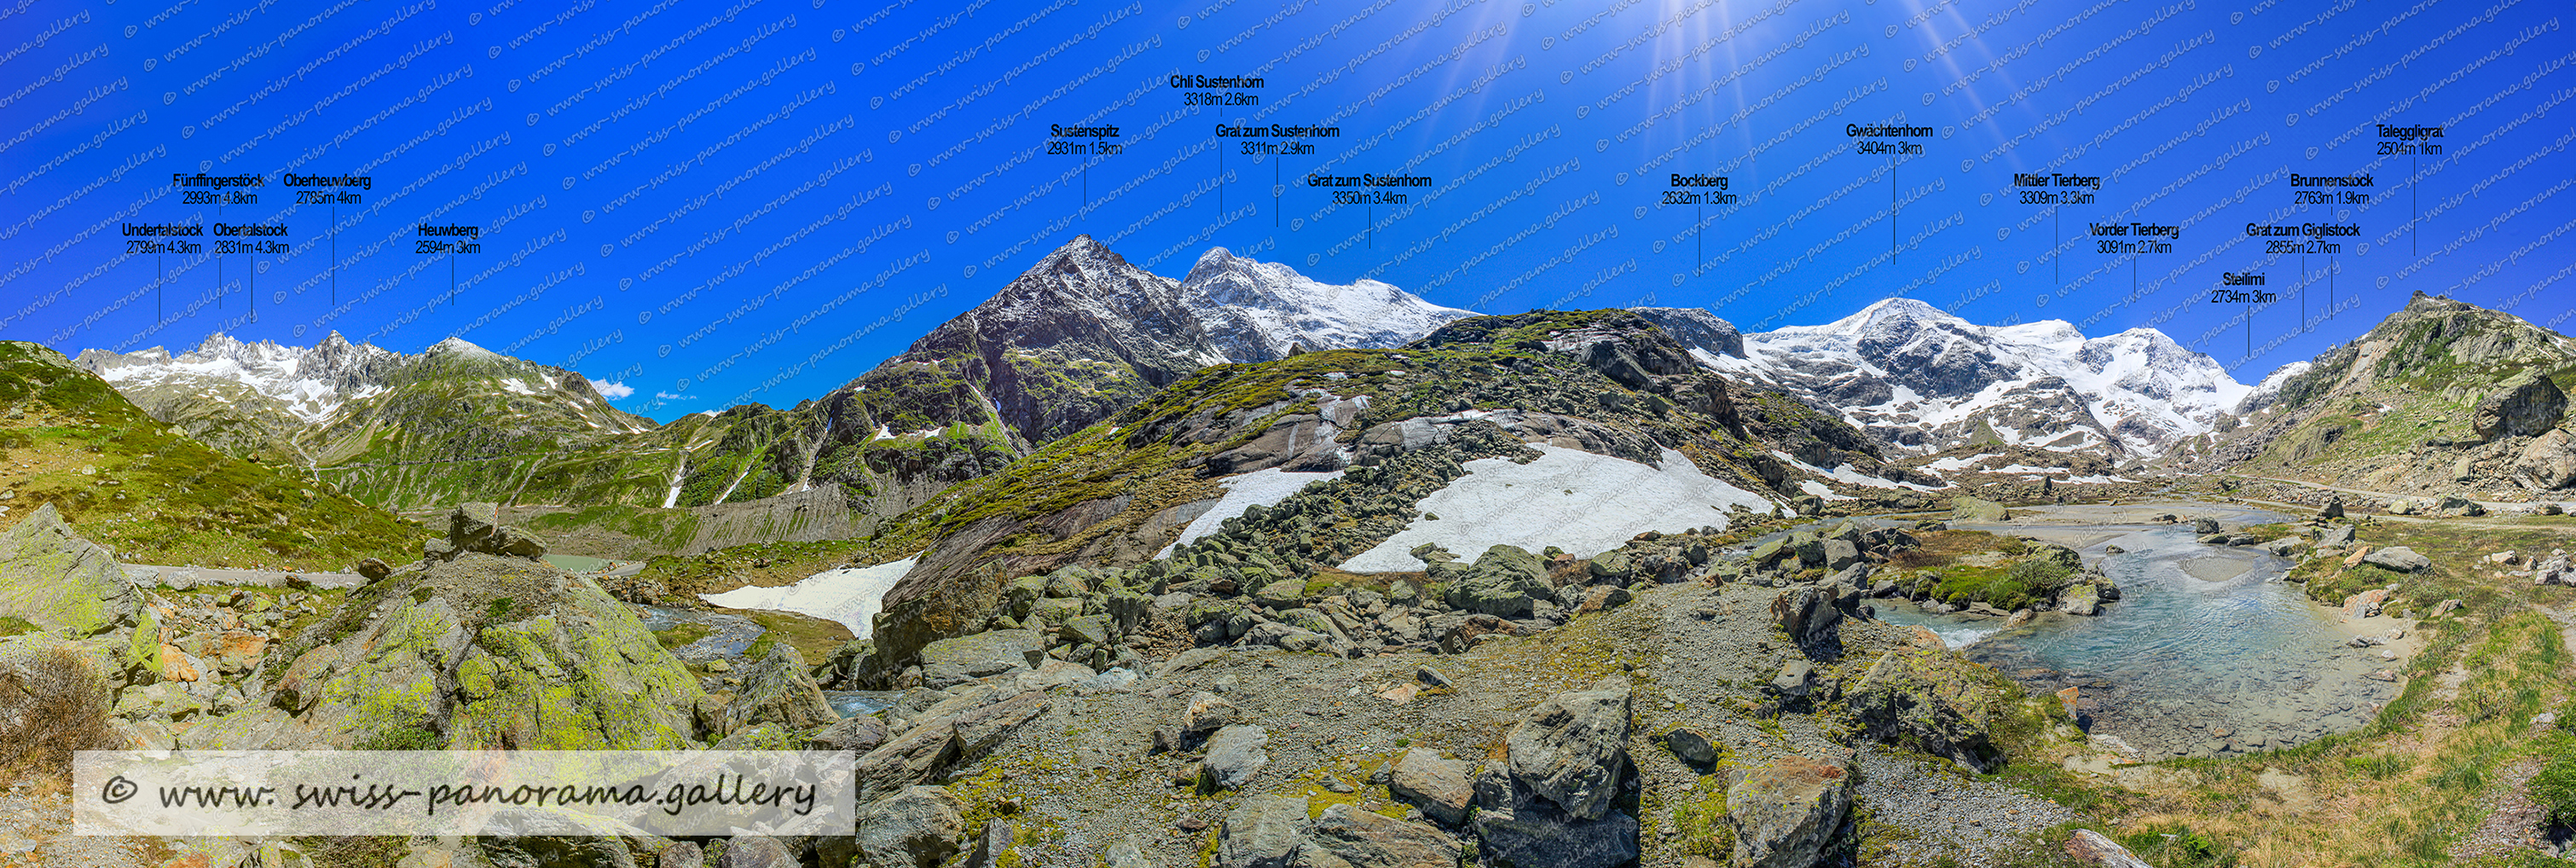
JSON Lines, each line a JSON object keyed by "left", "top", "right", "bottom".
{"left": 1873, "top": 506, "right": 2403, "bottom": 759}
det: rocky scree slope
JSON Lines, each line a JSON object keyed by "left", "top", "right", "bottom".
{"left": 0, "top": 341, "right": 415, "bottom": 570}
{"left": 791, "top": 534, "right": 2081, "bottom": 868}
{"left": 841, "top": 310, "right": 1916, "bottom": 688}
{"left": 2191, "top": 292, "right": 2576, "bottom": 497}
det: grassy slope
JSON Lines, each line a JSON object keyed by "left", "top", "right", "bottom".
{"left": 0, "top": 342, "right": 419, "bottom": 570}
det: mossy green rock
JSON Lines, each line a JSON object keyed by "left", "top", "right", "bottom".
{"left": 1948, "top": 496, "right": 2009, "bottom": 522}
{"left": 275, "top": 552, "right": 703, "bottom": 749}
{"left": 0, "top": 503, "right": 140, "bottom": 637}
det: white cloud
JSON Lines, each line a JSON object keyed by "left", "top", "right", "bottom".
{"left": 590, "top": 378, "right": 635, "bottom": 399}
{"left": 655, "top": 391, "right": 698, "bottom": 401}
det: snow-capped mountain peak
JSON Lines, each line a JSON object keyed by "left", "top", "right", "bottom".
{"left": 1178, "top": 246, "right": 1474, "bottom": 361}
{"left": 77, "top": 333, "right": 402, "bottom": 423}
{"left": 1694, "top": 299, "right": 2249, "bottom": 458}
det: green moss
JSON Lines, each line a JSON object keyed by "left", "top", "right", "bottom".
{"left": 1668, "top": 773, "right": 1734, "bottom": 858}
{"left": 654, "top": 623, "right": 712, "bottom": 649}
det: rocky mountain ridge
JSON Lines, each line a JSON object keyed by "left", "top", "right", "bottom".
{"left": 2186, "top": 292, "right": 2576, "bottom": 498}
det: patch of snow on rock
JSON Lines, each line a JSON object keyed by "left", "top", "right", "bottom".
{"left": 699, "top": 557, "right": 919, "bottom": 639}
{"left": 1337, "top": 446, "right": 1772, "bottom": 572}
{"left": 1156, "top": 467, "right": 1346, "bottom": 558}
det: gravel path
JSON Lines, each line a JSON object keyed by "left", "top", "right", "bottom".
{"left": 1855, "top": 748, "right": 2077, "bottom": 867}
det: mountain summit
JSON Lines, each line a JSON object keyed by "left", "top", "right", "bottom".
{"left": 1695, "top": 297, "right": 2248, "bottom": 458}
{"left": 884, "top": 235, "right": 1473, "bottom": 447}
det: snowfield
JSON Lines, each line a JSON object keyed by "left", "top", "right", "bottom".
{"left": 699, "top": 557, "right": 918, "bottom": 639}
{"left": 1336, "top": 446, "right": 1775, "bottom": 573}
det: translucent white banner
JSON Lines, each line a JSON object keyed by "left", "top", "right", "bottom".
{"left": 75, "top": 750, "right": 856, "bottom": 837}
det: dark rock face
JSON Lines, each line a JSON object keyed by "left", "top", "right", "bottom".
{"left": 2474, "top": 370, "right": 2567, "bottom": 440}
{"left": 1629, "top": 306, "right": 1745, "bottom": 358}
{"left": 427, "top": 503, "right": 549, "bottom": 563}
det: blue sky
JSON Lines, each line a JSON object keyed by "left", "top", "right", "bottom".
{"left": 3, "top": 0, "right": 2569, "bottom": 420}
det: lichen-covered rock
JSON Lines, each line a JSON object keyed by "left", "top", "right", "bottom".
{"left": 1220, "top": 794, "right": 1309, "bottom": 868}
{"left": 723, "top": 642, "right": 835, "bottom": 735}
{"left": 1295, "top": 802, "right": 1460, "bottom": 867}
{"left": 1471, "top": 796, "right": 1637, "bottom": 868}
{"left": 1440, "top": 549, "right": 1551, "bottom": 619}
{"left": 2363, "top": 546, "right": 2432, "bottom": 572}
{"left": 1770, "top": 585, "right": 1842, "bottom": 660}
{"left": 266, "top": 552, "right": 703, "bottom": 749}
{"left": 1844, "top": 649, "right": 2007, "bottom": 773}
{"left": 0, "top": 503, "right": 141, "bottom": 637}
{"left": 1949, "top": 496, "right": 2009, "bottom": 522}
{"left": 1726, "top": 754, "right": 1854, "bottom": 868}
{"left": 916, "top": 630, "right": 1042, "bottom": 679}
{"left": 854, "top": 785, "right": 965, "bottom": 868}
{"left": 1387, "top": 748, "right": 1473, "bottom": 825}
{"left": 1204, "top": 724, "right": 1271, "bottom": 790}
{"left": 1504, "top": 674, "right": 1631, "bottom": 820}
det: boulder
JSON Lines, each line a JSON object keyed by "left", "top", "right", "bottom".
{"left": 950, "top": 690, "right": 1048, "bottom": 760}
{"left": 1296, "top": 803, "right": 1461, "bottom": 867}
{"left": 2061, "top": 582, "right": 2101, "bottom": 616}
{"left": 854, "top": 785, "right": 966, "bottom": 868}
{"left": 2363, "top": 547, "right": 2432, "bottom": 573}
{"left": 1769, "top": 585, "right": 1843, "bottom": 659}
{"left": 1726, "top": 755, "right": 1855, "bottom": 868}
{"left": 1443, "top": 546, "right": 1552, "bottom": 618}
{"left": 2474, "top": 370, "right": 2567, "bottom": 440}
{"left": 271, "top": 550, "right": 703, "bottom": 750}
{"left": 1255, "top": 579, "right": 1309, "bottom": 610}
{"left": 716, "top": 836, "right": 793, "bottom": 868}
{"left": 2535, "top": 553, "right": 2573, "bottom": 586}
{"left": 916, "top": 630, "right": 1042, "bottom": 679}
{"left": 808, "top": 715, "right": 889, "bottom": 753}
{"left": 2315, "top": 524, "right": 2356, "bottom": 546}
{"left": 1949, "top": 496, "right": 2008, "bottom": 521}
{"left": 657, "top": 842, "right": 704, "bottom": 868}
{"left": 0, "top": 502, "right": 141, "bottom": 637}
{"left": 1182, "top": 692, "right": 1247, "bottom": 737}
{"left": 2193, "top": 517, "right": 2221, "bottom": 535}
{"left": 1844, "top": 649, "right": 2006, "bottom": 773}
{"left": 1664, "top": 726, "right": 1720, "bottom": 766}
{"left": 2436, "top": 495, "right": 2486, "bottom": 518}
{"left": 1219, "top": 795, "right": 1309, "bottom": 868}
{"left": 2518, "top": 430, "right": 2576, "bottom": 489}
{"left": 724, "top": 642, "right": 836, "bottom": 734}
{"left": 2321, "top": 497, "right": 2345, "bottom": 519}
{"left": 1388, "top": 749, "right": 1473, "bottom": 825}
{"left": 854, "top": 719, "right": 960, "bottom": 799}
{"left": 1471, "top": 798, "right": 1638, "bottom": 868}
{"left": 1821, "top": 539, "right": 1861, "bottom": 571}
{"left": 1242, "top": 622, "right": 1333, "bottom": 653}
{"left": 1586, "top": 549, "right": 1634, "bottom": 582}
{"left": 1504, "top": 674, "right": 1631, "bottom": 820}
{"left": 1768, "top": 661, "right": 1815, "bottom": 697}
{"left": 2064, "top": 829, "right": 2156, "bottom": 868}
{"left": 2342, "top": 588, "right": 2392, "bottom": 619}
{"left": 1204, "top": 724, "right": 1271, "bottom": 790}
